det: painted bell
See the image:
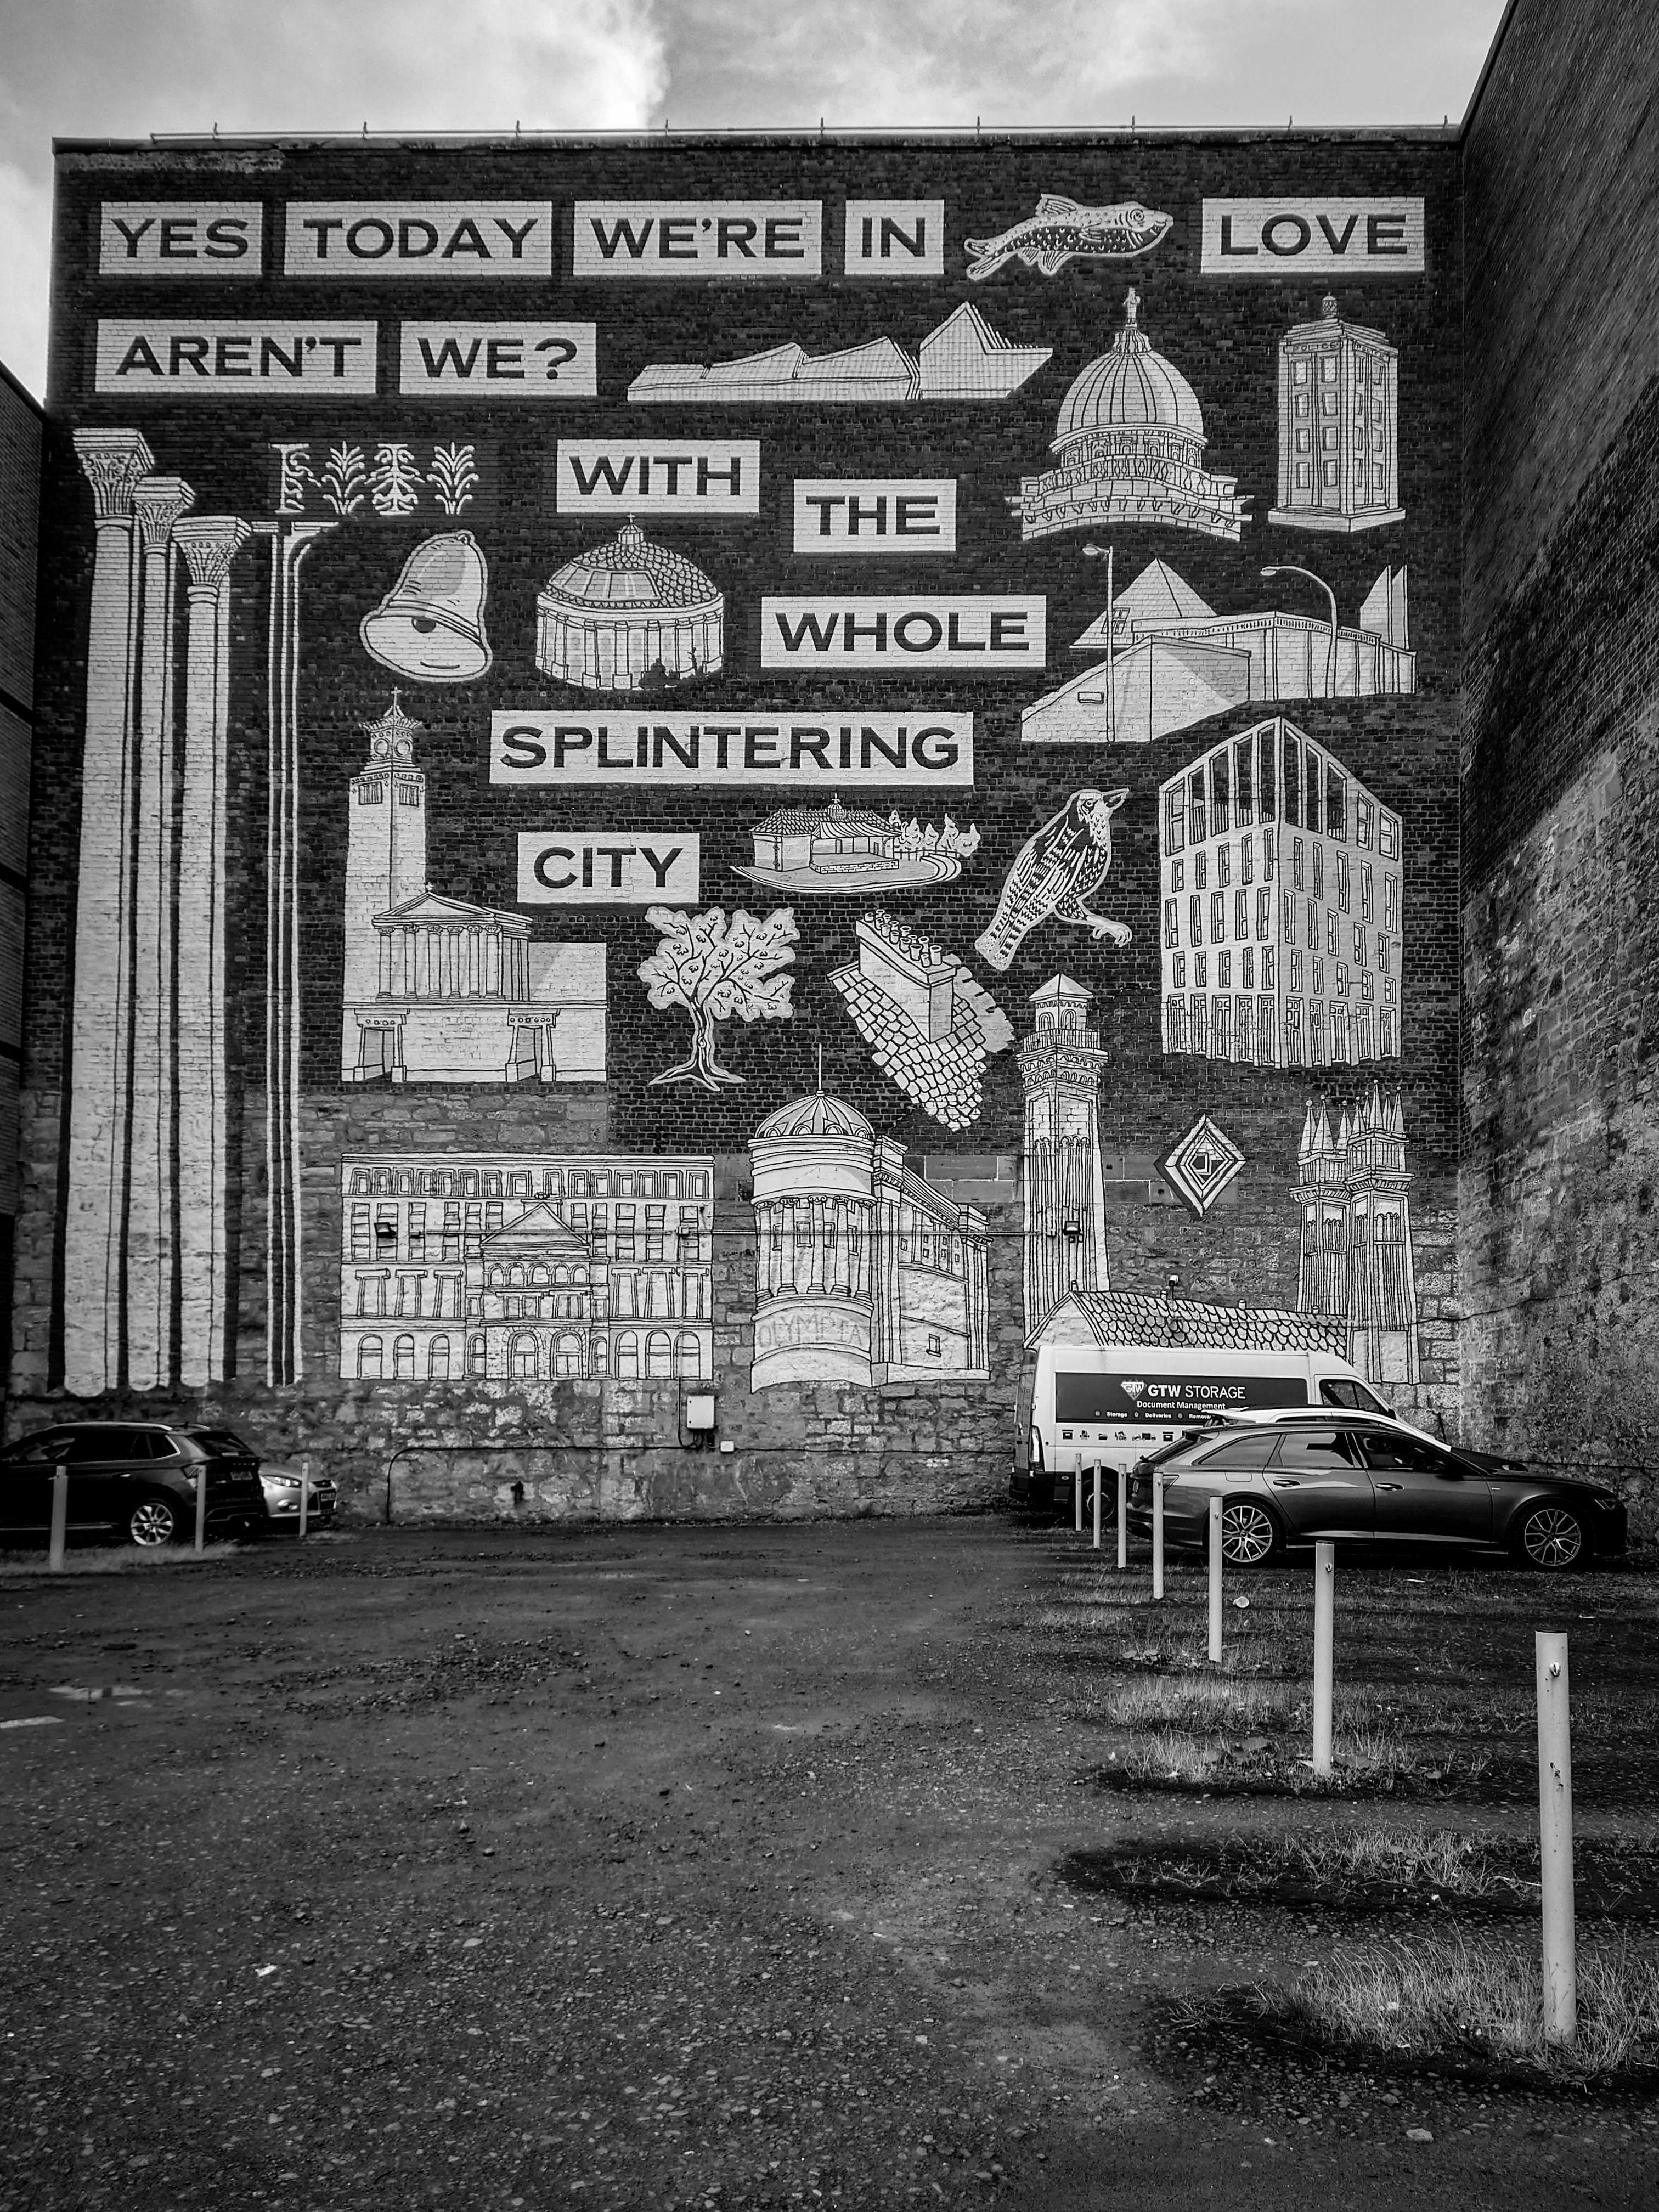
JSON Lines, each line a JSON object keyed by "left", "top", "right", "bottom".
{"left": 360, "top": 531, "right": 493, "bottom": 683}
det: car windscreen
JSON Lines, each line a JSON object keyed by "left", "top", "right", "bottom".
{"left": 181, "top": 1430, "right": 255, "bottom": 1457}
{"left": 1319, "top": 1377, "right": 1392, "bottom": 1414}
{"left": 1054, "top": 1370, "right": 1310, "bottom": 1423}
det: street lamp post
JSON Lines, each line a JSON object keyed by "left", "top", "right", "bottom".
{"left": 1261, "top": 563, "right": 1338, "bottom": 699}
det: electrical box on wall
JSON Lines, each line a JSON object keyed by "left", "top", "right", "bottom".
{"left": 680, "top": 1391, "right": 718, "bottom": 1448}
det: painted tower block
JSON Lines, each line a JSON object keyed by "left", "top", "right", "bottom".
{"left": 1296, "top": 1087, "right": 1420, "bottom": 1384}
{"left": 1158, "top": 716, "right": 1402, "bottom": 1071}
{"left": 1020, "top": 976, "right": 1111, "bottom": 1342}
{"left": 1268, "top": 296, "right": 1404, "bottom": 533}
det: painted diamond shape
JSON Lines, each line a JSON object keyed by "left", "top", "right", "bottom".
{"left": 1161, "top": 1115, "right": 1244, "bottom": 1217}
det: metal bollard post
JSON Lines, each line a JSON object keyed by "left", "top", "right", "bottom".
{"left": 1092, "top": 1464, "right": 1102, "bottom": 1551}
{"left": 194, "top": 1464, "right": 207, "bottom": 1554}
{"left": 49, "top": 1470, "right": 68, "bottom": 1573}
{"left": 1152, "top": 1468, "right": 1165, "bottom": 1601}
{"left": 1312, "top": 1540, "right": 1335, "bottom": 1777}
{"left": 297, "top": 1458, "right": 309, "bottom": 1541}
{"left": 1208, "top": 1496, "right": 1223, "bottom": 1663}
{"left": 1116, "top": 1469, "right": 1127, "bottom": 1571}
{"left": 1074, "top": 1463, "right": 1083, "bottom": 1536}
{"left": 1536, "top": 1631, "right": 1576, "bottom": 2044}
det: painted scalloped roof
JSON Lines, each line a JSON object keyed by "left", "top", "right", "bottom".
{"left": 540, "top": 521, "right": 721, "bottom": 612}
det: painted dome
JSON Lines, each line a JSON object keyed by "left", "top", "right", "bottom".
{"left": 753, "top": 1091, "right": 872, "bottom": 1142}
{"left": 1053, "top": 289, "right": 1205, "bottom": 453}
{"left": 541, "top": 521, "right": 721, "bottom": 612}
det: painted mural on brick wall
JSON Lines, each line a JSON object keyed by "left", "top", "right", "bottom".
{"left": 31, "top": 158, "right": 1454, "bottom": 1482}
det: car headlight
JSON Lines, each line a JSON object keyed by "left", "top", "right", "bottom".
{"left": 266, "top": 1474, "right": 302, "bottom": 1491}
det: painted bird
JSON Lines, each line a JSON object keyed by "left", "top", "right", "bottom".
{"left": 975, "top": 789, "right": 1133, "bottom": 973}
{"left": 964, "top": 196, "right": 1173, "bottom": 280}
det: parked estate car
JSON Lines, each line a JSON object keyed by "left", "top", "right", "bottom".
{"left": 1124, "top": 1417, "right": 1627, "bottom": 1571}
{"left": 258, "top": 1461, "right": 338, "bottom": 1533}
{"left": 0, "top": 1423, "right": 266, "bottom": 1547}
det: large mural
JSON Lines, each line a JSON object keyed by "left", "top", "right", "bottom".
{"left": 19, "top": 151, "right": 1460, "bottom": 1503}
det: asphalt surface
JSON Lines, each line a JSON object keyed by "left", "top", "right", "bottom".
{"left": 1, "top": 1516, "right": 1655, "bottom": 2211}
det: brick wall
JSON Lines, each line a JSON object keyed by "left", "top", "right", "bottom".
{"left": 13, "top": 134, "right": 1462, "bottom": 1518}
{"left": 1460, "top": 0, "right": 1659, "bottom": 1528}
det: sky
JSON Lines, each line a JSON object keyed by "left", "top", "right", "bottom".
{"left": 0, "top": 0, "right": 1508, "bottom": 397}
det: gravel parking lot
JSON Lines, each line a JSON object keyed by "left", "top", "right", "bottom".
{"left": 2, "top": 1516, "right": 1656, "bottom": 2211}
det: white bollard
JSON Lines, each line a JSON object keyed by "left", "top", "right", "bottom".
{"left": 194, "top": 1464, "right": 207, "bottom": 1554}
{"left": 1536, "top": 1631, "right": 1576, "bottom": 2044}
{"left": 1092, "top": 1465, "right": 1102, "bottom": 1551}
{"left": 1208, "top": 1496, "right": 1223, "bottom": 1663}
{"left": 1312, "top": 1540, "right": 1335, "bottom": 1776}
{"left": 1074, "top": 1463, "right": 1083, "bottom": 1536}
{"left": 1116, "top": 1470, "right": 1127, "bottom": 1572}
{"left": 297, "top": 1458, "right": 309, "bottom": 1541}
{"left": 49, "top": 1470, "right": 68, "bottom": 1573}
{"left": 1152, "top": 1468, "right": 1165, "bottom": 1601}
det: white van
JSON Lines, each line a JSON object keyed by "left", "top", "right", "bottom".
{"left": 1011, "top": 1340, "right": 1397, "bottom": 1516}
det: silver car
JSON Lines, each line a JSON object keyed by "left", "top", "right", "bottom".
{"left": 1125, "top": 1417, "right": 1627, "bottom": 1570}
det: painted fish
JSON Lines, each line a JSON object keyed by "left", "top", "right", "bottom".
{"left": 964, "top": 194, "right": 1173, "bottom": 280}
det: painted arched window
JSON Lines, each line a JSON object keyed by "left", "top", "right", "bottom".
{"left": 488, "top": 1266, "right": 505, "bottom": 1289}
{"left": 511, "top": 1333, "right": 539, "bottom": 1380}
{"left": 646, "top": 1330, "right": 673, "bottom": 1379}
{"left": 428, "top": 1336, "right": 451, "bottom": 1380}
{"left": 676, "top": 1333, "right": 701, "bottom": 1379}
{"left": 615, "top": 1331, "right": 640, "bottom": 1380}
{"left": 467, "top": 1334, "right": 486, "bottom": 1376}
{"left": 591, "top": 1335, "right": 608, "bottom": 1375}
{"left": 555, "top": 1334, "right": 582, "bottom": 1377}
{"left": 357, "top": 1335, "right": 384, "bottom": 1381}
{"left": 393, "top": 1334, "right": 416, "bottom": 1379}
{"left": 552, "top": 1265, "right": 569, "bottom": 1286}
{"left": 531, "top": 1266, "right": 550, "bottom": 1288}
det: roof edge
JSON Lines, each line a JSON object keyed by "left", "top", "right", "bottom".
{"left": 50, "top": 122, "right": 1464, "bottom": 156}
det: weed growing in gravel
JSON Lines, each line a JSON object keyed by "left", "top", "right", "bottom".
{"left": 0, "top": 1543, "right": 248, "bottom": 1576}
{"left": 1113, "top": 1723, "right": 1486, "bottom": 1791}
{"left": 1288, "top": 1825, "right": 1511, "bottom": 1894}
{"left": 1270, "top": 1933, "right": 1659, "bottom": 2080}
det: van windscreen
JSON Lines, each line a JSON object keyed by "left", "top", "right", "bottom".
{"left": 1054, "top": 1372, "right": 1310, "bottom": 1423}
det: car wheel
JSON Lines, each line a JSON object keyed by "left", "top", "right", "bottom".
{"left": 1514, "top": 1504, "right": 1585, "bottom": 1571}
{"left": 127, "top": 1494, "right": 183, "bottom": 1548}
{"left": 1221, "top": 1498, "right": 1282, "bottom": 1567}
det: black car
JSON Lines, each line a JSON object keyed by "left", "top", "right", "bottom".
{"left": 1124, "top": 1417, "right": 1628, "bottom": 1571}
{"left": 0, "top": 1423, "right": 266, "bottom": 1547}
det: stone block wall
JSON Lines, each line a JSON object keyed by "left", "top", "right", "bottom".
{"left": 1460, "top": 0, "right": 1659, "bottom": 1529}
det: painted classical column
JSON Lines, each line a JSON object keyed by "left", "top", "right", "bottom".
{"left": 64, "top": 429, "right": 155, "bottom": 1397}
{"left": 173, "top": 516, "right": 249, "bottom": 1387}
{"left": 126, "top": 474, "right": 195, "bottom": 1392}
{"left": 262, "top": 520, "right": 334, "bottom": 1387}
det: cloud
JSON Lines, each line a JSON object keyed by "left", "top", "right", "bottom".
{"left": 0, "top": 160, "right": 52, "bottom": 398}
{"left": 654, "top": 0, "right": 1499, "bottom": 127}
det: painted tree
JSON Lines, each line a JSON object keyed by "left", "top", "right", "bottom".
{"left": 639, "top": 906, "right": 798, "bottom": 1090}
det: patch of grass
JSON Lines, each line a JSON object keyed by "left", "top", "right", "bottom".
{"left": 1110, "top": 1723, "right": 1487, "bottom": 1793}
{"left": 1269, "top": 1932, "right": 1659, "bottom": 2081}
{"left": 1289, "top": 1825, "right": 1512, "bottom": 1895}
{"left": 0, "top": 1542, "right": 247, "bottom": 1577}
